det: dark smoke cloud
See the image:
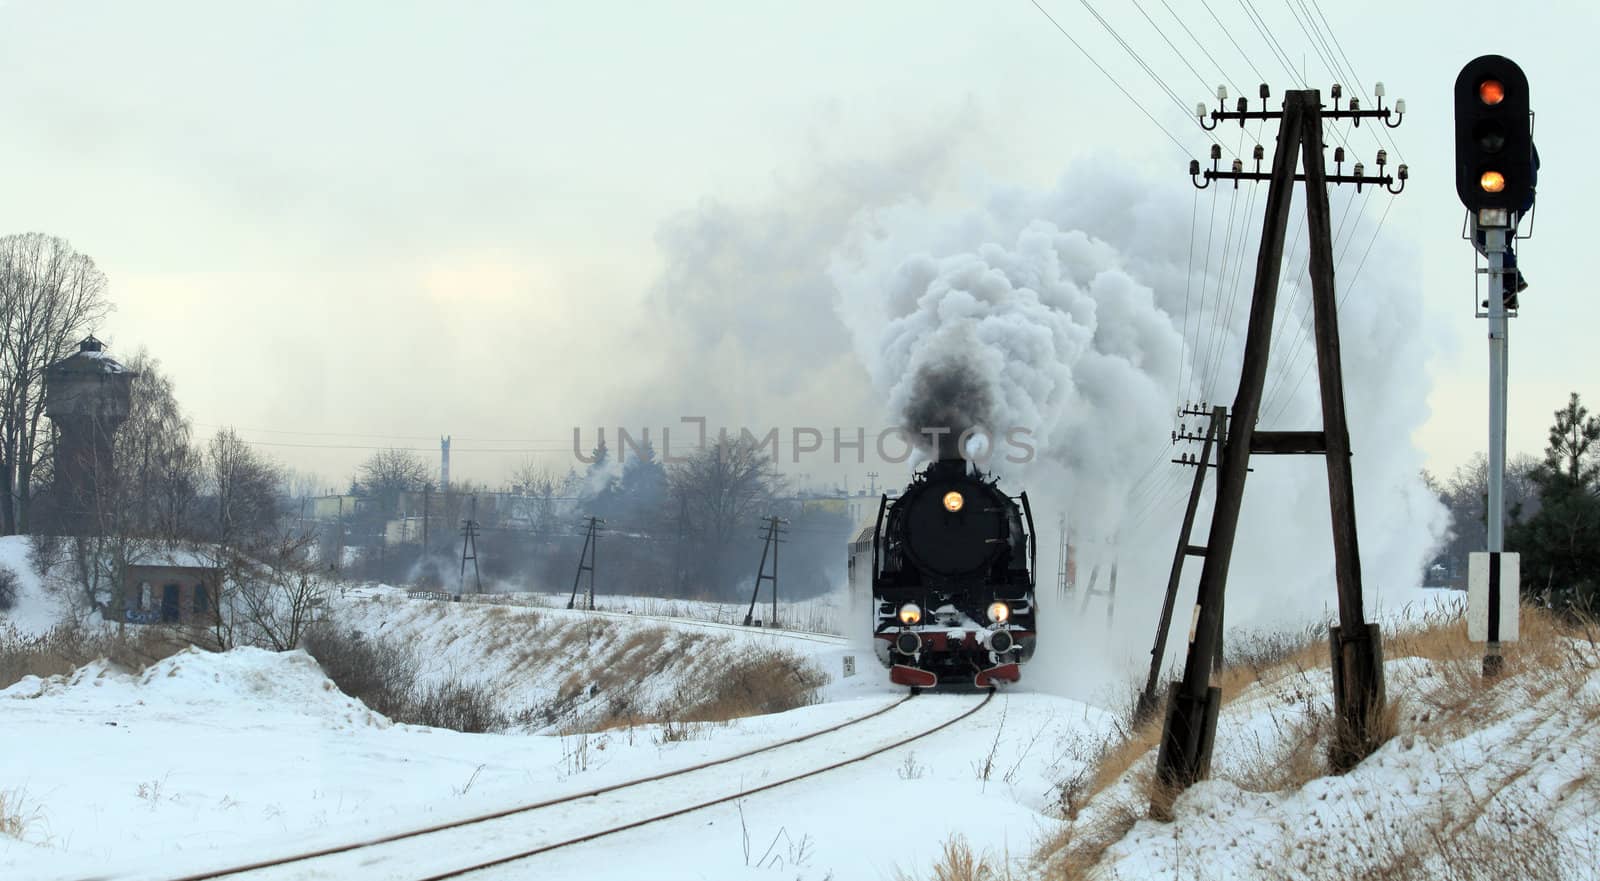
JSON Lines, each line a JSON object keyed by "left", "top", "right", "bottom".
{"left": 901, "top": 358, "right": 992, "bottom": 460}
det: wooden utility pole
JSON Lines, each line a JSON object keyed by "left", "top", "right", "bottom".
{"left": 459, "top": 494, "right": 481, "bottom": 594}
{"left": 1056, "top": 513, "right": 1073, "bottom": 599}
{"left": 566, "top": 515, "right": 602, "bottom": 610}
{"left": 422, "top": 482, "right": 432, "bottom": 553}
{"left": 742, "top": 516, "right": 788, "bottom": 627}
{"left": 1153, "top": 87, "right": 1406, "bottom": 811}
{"left": 1137, "top": 405, "right": 1226, "bottom": 723}
{"left": 1077, "top": 545, "right": 1118, "bottom": 627}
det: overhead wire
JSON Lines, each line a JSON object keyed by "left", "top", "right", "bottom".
{"left": 1263, "top": 194, "right": 1393, "bottom": 425}
{"left": 1199, "top": 0, "right": 1270, "bottom": 89}
{"left": 1200, "top": 121, "right": 1269, "bottom": 401}
{"left": 1026, "top": 0, "right": 1219, "bottom": 158}
{"left": 1184, "top": 183, "right": 1224, "bottom": 409}
{"left": 1192, "top": 172, "right": 1242, "bottom": 406}
{"left": 1063, "top": 0, "right": 1238, "bottom": 157}
{"left": 1174, "top": 186, "right": 1201, "bottom": 415}
{"left": 1128, "top": 0, "right": 1216, "bottom": 94}
{"left": 1306, "top": 0, "right": 1406, "bottom": 164}
{"left": 1235, "top": 0, "right": 1303, "bottom": 87}
{"left": 1260, "top": 183, "right": 1360, "bottom": 415}
{"left": 1158, "top": 0, "right": 1242, "bottom": 97}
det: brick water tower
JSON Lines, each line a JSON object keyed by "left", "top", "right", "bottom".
{"left": 45, "top": 335, "right": 135, "bottom": 531}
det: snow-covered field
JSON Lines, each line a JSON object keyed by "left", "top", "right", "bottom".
{"left": 1059, "top": 623, "right": 1600, "bottom": 880}
{"left": 1, "top": 566, "right": 1118, "bottom": 881}
{"left": 6, "top": 530, "right": 1597, "bottom": 881}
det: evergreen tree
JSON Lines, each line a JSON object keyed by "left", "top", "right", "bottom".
{"left": 1509, "top": 392, "right": 1600, "bottom": 612}
{"left": 618, "top": 439, "right": 668, "bottom": 523}
{"left": 582, "top": 436, "right": 620, "bottom": 519}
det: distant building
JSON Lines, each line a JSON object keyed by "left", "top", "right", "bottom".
{"left": 44, "top": 336, "right": 135, "bottom": 533}
{"left": 117, "top": 557, "right": 222, "bottom": 626}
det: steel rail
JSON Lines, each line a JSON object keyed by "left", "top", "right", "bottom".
{"left": 150, "top": 694, "right": 914, "bottom": 881}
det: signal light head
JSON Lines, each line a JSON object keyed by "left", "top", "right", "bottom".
{"left": 1480, "top": 170, "right": 1506, "bottom": 193}
{"left": 1479, "top": 79, "right": 1505, "bottom": 105}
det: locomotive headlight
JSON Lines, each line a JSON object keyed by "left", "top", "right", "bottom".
{"left": 987, "top": 601, "right": 1011, "bottom": 624}
{"left": 898, "top": 602, "right": 922, "bottom": 625}
{"left": 942, "top": 491, "right": 964, "bottom": 512}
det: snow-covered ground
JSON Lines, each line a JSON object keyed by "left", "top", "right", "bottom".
{"left": 0, "top": 536, "right": 71, "bottom": 636}
{"left": 1063, "top": 626, "right": 1600, "bottom": 880}
{"left": 9, "top": 531, "right": 1592, "bottom": 881}
{"left": 2, "top": 577, "right": 1118, "bottom": 881}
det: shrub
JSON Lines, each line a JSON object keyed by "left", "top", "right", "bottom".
{"left": 0, "top": 565, "right": 18, "bottom": 612}
{"left": 299, "top": 623, "right": 507, "bottom": 732}
{"left": 0, "top": 620, "right": 187, "bottom": 689}
{"left": 299, "top": 624, "right": 417, "bottom": 721}
{"left": 408, "top": 681, "right": 507, "bottom": 733}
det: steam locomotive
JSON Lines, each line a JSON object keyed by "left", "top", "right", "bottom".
{"left": 849, "top": 456, "right": 1037, "bottom": 690}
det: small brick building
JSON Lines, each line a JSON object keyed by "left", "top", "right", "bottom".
{"left": 118, "top": 562, "right": 222, "bottom": 625}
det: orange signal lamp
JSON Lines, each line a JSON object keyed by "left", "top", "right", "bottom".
{"left": 942, "top": 491, "right": 964, "bottom": 513}
{"left": 1480, "top": 170, "right": 1507, "bottom": 193}
{"left": 1478, "top": 79, "right": 1505, "bottom": 106}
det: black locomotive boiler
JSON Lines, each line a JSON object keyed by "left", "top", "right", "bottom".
{"left": 849, "top": 455, "right": 1037, "bottom": 690}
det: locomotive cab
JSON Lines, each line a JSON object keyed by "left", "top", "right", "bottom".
{"left": 863, "top": 457, "right": 1037, "bottom": 689}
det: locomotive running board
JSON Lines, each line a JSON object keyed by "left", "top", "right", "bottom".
{"left": 890, "top": 665, "right": 938, "bottom": 689}
{"left": 975, "top": 663, "right": 1021, "bottom": 688}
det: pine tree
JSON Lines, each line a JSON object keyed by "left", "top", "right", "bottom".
{"left": 619, "top": 439, "right": 668, "bottom": 521}
{"left": 1509, "top": 392, "right": 1600, "bottom": 612}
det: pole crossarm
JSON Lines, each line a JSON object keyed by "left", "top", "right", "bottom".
{"left": 1250, "top": 430, "right": 1330, "bottom": 455}
{"left": 1195, "top": 169, "right": 1403, "bottom": 192}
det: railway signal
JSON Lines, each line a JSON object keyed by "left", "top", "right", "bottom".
{"left": 1454, "top": 55, "right": 1534, "bottom": 213}
{"left": 1457, "top": 55, "right": 1533, "bottom": 676}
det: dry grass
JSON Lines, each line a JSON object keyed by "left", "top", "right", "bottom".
{"left": 0, "top": 620, "right": 190, "bottom": 689}
{"left": 681, "top": 646, "right": 828, "bottom": 722}
{"left": 895, "top": 835, "right": 1015, "bottom": 881}
{"left": 0, "top": 787, "right": 43, "bottom": 842}
{"left": 1033, "top": 602, "right": 1600, "bottom": 880}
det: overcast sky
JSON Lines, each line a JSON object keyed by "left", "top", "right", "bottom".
{"left": 1, "top": 0, "right": 1594, "bottom": 493}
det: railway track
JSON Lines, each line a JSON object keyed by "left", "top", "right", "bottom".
{"left": 135, "top": 691, "right": 992, "bottom": 881}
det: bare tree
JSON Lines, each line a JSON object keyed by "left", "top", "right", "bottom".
{"left": 0, "top": 233, "right": 112, "bottom": 534}
{"left": 668, "top": 437, "right": 783, "bottom": 597}
{"left": 117, "top": 349, "right": 202, "bottom": 541}
{"left": 357, "top": 448, "right": 429, "bottom": 517}
{"left": 205, "top": 428, "right": 282, "bottom": 549}
{"left": 510, "top": 459, "right": 580, "bottom": 534}
{"left": 226, "top": 531, "right": 327, "bottom": 651}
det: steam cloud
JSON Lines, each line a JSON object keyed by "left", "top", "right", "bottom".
{"left": 832, "top": 164, "right": 1449, "bottom": 701}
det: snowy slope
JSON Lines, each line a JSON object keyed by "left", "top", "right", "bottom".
{"left": 0, "top": 535, "right": 69, "bottom": 637}
{"left": 1062, "top": 632, "right": 1600, "bottom": 880}
{"left": 2, "top": 589, "right": 1118, "bottom": 881}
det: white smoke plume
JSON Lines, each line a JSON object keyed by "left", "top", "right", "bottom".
{"left": 831, "top": 161, "right": 1449, "bottom": 701}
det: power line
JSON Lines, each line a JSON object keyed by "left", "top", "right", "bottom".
{"left": 1306, "top": 0, "right": 1405, "bottom": 164}
{"left": 1157, "top": 0, "right": 1241, "bottom": 97}
{"left": 232, "top": 440, "right": 571, "bottom": 453}
{"left": 1263, "top": 194, "right": 1393, "bottom": 425}
{"left": 1184, "top": 186, "right": 1223, "bottom": 407}
{"left": 1235, "top": 0, "right": 1303, "bottom": 87}
{"left": 1026, "top": 0, "right": 1201, "bottom": 158}
{"left": 1174, "top": 186, "right": 1200, "bottom": 415}
{"left": 1199, "top": 0, "right": 1269, "bottom": 88}
{"left": 1129, "top": 0, "right": 1215, "bottom": 94}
